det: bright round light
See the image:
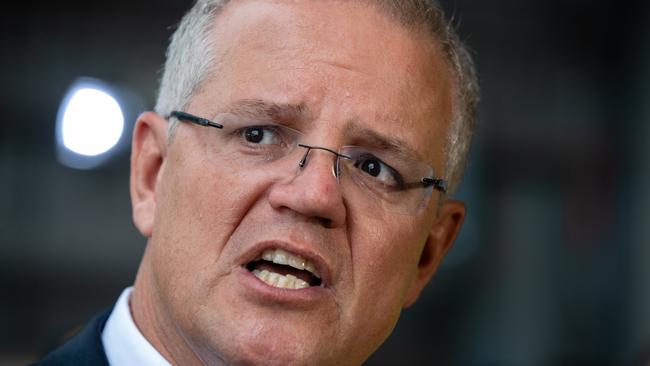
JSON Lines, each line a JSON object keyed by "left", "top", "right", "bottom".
{"left": 61, "top": 88, "right": 124, "bottom": 156}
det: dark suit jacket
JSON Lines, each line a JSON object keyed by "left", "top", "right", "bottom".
{"left": 33, "top": 309, "right": 112, "bottom": 366}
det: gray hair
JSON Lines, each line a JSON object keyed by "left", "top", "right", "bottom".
{"left": 155, "top": 0, "right": 479, "bottom": 194}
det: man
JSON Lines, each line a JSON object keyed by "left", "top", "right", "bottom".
{"left": 37, "top": 0, "right": 478, "bottom": 364}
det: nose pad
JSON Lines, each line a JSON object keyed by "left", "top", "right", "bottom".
{"left": 333, "top": 158, "right": 341, "bottom": 181}
{"left": 298, "top": 148, "right": 310, "bottom": 169}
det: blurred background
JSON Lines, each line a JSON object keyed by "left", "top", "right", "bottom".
{"left": 1, "top": 0, "right": 648, "bottom": 365}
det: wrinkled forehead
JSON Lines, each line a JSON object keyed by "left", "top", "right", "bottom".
{"left": 192, "top": 0, "right": 454, "bottom": 166}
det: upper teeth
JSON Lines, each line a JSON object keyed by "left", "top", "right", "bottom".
{"left": 261, "top": 248, "right": 320, "bottom": 278}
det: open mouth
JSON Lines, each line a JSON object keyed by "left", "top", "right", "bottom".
{"left": 245, "top": 248, "right": 323, "bottom": 290}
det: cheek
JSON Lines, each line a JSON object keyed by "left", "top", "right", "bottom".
{"left": 147, "top": 143, "right": 259, "bottom": 299}
{"left": 353, "top": 214, "right": 425, "bottom": 287}
{"left": 344, "top": 213, "right": 427, "bottom": 335}
{"left": 160, "top": 132, "right": 263, "bottom": 234}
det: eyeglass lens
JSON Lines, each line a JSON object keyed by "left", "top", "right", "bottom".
{"left": 174, "top": 112, "right": 440, "bottom": 215}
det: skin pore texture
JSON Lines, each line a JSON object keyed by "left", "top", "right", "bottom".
{"left": 128, "top": 1, "right": 466, "bottom": 365}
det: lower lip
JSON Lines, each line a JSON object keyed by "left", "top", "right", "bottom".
{"left": 236, "top": 266, "right": 331, "bottom": 307}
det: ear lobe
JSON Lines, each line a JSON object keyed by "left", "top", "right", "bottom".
{"left": 130, "top": 112, "right": 168, "bottom": 238}
{"left": 402, "top": 199, "right": 466, "bottom": 308}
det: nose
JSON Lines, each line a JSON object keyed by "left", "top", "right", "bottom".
{"left": 267, "top": 145, "right": 346, "bottom": 228}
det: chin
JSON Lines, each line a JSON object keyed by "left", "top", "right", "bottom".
{"left": 189, "top": 312, "right": 336, "bottom": 366}
{"left": 217, "top": 333, "right": 328, "bottom": 366}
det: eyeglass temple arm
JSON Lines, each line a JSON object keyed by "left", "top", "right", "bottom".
{"left": 421, "top": 177, "right": 447, "bottom": 193}
{"left": 169, "top": 111, "right": 223, "bottom": 129}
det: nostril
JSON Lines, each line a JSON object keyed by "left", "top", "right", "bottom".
{"left": 318, "top": 217, "right": 333, "bottom": 228}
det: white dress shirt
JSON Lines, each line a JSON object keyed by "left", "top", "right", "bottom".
{"left": 101, "top": 287, "right": 171, "bottom": 366}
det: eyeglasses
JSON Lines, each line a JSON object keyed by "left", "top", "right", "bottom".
{"left": 168, "top": 110, "right": 447, "bottom": 215}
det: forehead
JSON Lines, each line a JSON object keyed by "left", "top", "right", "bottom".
{"left": 191, "top": 0, "right": 453, "bottom": 165}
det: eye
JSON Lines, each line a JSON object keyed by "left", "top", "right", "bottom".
{"left": 242, "top": 126, "right": 280, "bottom": 145}
{"left": 353, "top": 154, "right": 403, "bottom": 187}
{"left": 359, "top": 158, "right": 382, "bottom": 177}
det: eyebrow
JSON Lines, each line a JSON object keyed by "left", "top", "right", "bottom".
{"left": 220, "top": 99, "right": 310, "bottom": 123}
{"left": 343, "top": 122, "right": 424, "bottom": 163}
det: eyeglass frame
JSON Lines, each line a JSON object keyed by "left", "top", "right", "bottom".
{"left": 167, "top": 110, "right": 448, "bottom": 195}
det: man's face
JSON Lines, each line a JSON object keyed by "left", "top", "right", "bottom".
{"left": 132, "top": 1, "right": 462, "bottom": 365}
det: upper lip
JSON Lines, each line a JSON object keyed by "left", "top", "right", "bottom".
{"left": 239, "top": 240, "right": 332, "bottom": 287}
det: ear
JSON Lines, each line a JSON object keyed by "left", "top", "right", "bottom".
{"left": 402, "top": 199, "right": 466, "bottom": 308}
{"left": 130, "top": 112, "right": 168, "bottom": 238}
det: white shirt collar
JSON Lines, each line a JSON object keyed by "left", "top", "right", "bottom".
{"left": 101, "top": 287, "right": 172, "bottom": 366}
